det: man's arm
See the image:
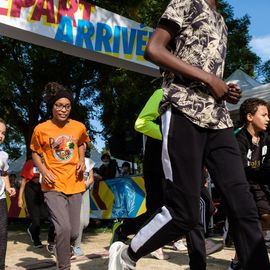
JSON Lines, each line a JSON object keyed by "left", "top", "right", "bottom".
{"left": 144, "top": 24, "right": 241, "bottom": 103}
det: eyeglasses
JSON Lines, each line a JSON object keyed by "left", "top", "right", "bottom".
{"left": 54, "top": 103, "right": 72, "bottom": 111}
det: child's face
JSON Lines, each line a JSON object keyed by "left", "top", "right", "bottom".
{"left": 0, "top": 122, "right": 6, "bottom": 144}
{"left": 52, "top": 98, "right": 71, "bottom": 122}
{"left": 249, "top": 105, "right": 269, "bottom": 132}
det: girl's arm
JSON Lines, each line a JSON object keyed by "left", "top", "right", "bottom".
{"left": 18, "top": 178, "right": 26, "bottom": 208}
{"left": 3, "top": 174, "right": 16, "bottom": 197}
{"left": 77, "top": 144, "right": 86, "bottom": 175}
{"left": 85, "top": 169, "right": 94, "bottom": 189}
{"left": 32, "top": 151, "right": 56, "bottom": 184}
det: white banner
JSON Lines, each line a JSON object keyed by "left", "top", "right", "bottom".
{"left": 0, "top": 0, "right": 159, "bottom": 76}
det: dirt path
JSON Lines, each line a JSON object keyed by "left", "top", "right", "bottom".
{"left": 5, "top": 230, "right": 269, "bottom": 270}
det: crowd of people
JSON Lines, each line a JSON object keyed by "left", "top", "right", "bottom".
{"left": 1, "top": 1, "right": 270, "bottom": 270}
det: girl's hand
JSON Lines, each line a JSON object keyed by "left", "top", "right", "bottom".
{"left": 42, "top": 168, "right": 56, "bottom": 185}
{"left": 6, "top": 187, "right": 16, "bottom": 197}
{"left": 76, "top": 160, "right": 86, "bottom": 176}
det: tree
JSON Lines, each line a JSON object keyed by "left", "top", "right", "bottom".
{"left": 258, "top": 60, "right": 270, "bottom": 83}
{"left": 0, "top": 0, "right": 262, "bottom": 160}
{"left": 218, "top": 1, "right": 261, "bottom": 78}
{"left": 0, "top": 37, "right": 100, "bottom": 159}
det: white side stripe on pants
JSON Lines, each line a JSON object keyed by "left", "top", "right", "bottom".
{"left": 161, "top": 107, "right": 173, "bottom": 182}
{"left": 130, "top": 206, "right": 172, "bottom": 252}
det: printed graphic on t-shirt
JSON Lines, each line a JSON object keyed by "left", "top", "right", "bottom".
{"left": 33, "top": 166, "right": 40, "bottom": 174}
{"left": 247, "top": 145, "right": 261, "bottom": 169}
{"left": 160, "top": 0, "right": 232, "bottom": 129}
{"left": 49, "top": 135, "right": 76, "bottom": 161}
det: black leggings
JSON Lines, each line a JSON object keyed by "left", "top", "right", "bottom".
{"left": 25, "top": 181, "right": 48, "bottom": 242}
{"left": 0, "top": 198, "right": 8, "bottom": 270}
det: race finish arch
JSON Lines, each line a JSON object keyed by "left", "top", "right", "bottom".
{"left": 0, "top": 0, "right": 159, "bottom": 77}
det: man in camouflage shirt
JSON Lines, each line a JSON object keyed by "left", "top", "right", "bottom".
{"left": 108, "top": 1, "right": 270, "bottom": 269}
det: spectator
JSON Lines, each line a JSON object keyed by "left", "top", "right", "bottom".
{"left": 229, "top": 98, "right": 270, "bottom": 270}
{"left": 120, "top": 162, "right": 132, "bottom": 177}
{"left": 96, "top": 153, "right": 119, "bottom": 180}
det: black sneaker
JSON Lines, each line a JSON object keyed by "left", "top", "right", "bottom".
{"left": 228, "top": 260, "right": 242, "bottom": 270}
{"left": 33, "top": 240, "right": 43, "bottom": 248}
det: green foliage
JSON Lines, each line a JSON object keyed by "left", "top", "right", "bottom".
{"left": 0, "top": 36, "right": 99, "bottom": 159}
{"left": 1, "top": 0, "right": 267, "bottom": 161}
{"left": 258, "top": 60, "right": 270, "bottom": 83}
{"left": 218, "top": 1, "right": 261, "bottom": 78}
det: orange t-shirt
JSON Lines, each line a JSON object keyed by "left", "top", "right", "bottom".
{"left": 30, "top": 119, "right": 90, "bottom": 194}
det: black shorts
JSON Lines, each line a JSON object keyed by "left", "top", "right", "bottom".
{"left": 249, "top": 183, "right": 270, "bottom": 215}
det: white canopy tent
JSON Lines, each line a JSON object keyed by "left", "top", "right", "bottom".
{"left": 226, "top": 69, "right": 270, "bottom": 115}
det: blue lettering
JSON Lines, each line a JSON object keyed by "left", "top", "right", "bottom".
{"left": 112, "top": 26, "right": 121, "bottom": 53}
{"left": 75, "top": 20, "right": 95, "bottom": 50}
{"left": 95, "top": 23, "right": 112, "bottom": 52}
{"left": 136, "top": 30, "right": 148, "bottom": 56}
{"left": 122, "top": 27, "right": 136, "bottom": 55}
{"left": 55, "top": 16, "right": 73, "bottom": 45}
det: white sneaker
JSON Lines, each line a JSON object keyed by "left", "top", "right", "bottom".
{"left": 264, "top": 230, "right": 270, "bottom": 241}
{"left": 108, "top": 241, "right": 135, "bottom": 270}
{"left": 150, "top": 248, "right": 169, "bottom": 260}
{"left": 173, "top": 239, "right": 187, "bottom": 252}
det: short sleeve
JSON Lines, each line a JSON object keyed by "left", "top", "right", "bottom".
{"left": 20, "top": 159, "right": 39, "bottom": 181}
{"left": 0, "top": 151, "right": 9, "bottom": 172}
{"left": 30, "top": 126, "right": 43, "bottom": 154}
{"left": 159, "top": 0, "right": 192, "bottom": 29}
{"left": 78, "top": 124, "right": 90, "bottom": 146}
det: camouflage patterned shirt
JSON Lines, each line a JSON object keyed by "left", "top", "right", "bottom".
{"left": 159, "top": 0, "right": 233, "bottom": 129}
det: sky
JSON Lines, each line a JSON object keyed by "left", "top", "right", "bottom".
{"left": 226, "top": 0, "right": 270, "bottom": 62}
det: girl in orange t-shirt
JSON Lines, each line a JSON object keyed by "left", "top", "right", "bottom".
{"left": 31, "top": 82, "right": 90, "bottom": 270}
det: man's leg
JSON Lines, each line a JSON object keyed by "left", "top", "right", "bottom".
{"left": 205, "top": 128, "right": 269, "bottom": 270}
{"left": 185, "top": 223, "right": 206, "bottom": 270}
{"left": 110, "top": 108, "right": 207, "bottom": 269}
